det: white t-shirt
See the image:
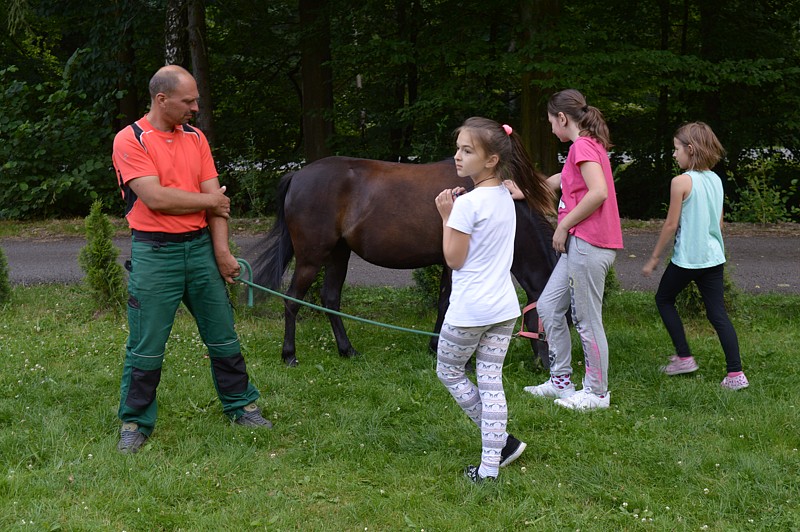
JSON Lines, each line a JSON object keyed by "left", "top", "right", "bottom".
{"left": 444, "top": 184, "right": 521, "bottom": 327}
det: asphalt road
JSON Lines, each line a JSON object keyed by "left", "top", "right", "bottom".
{"left": 1, "top": 230, "right": 798, "bottom": 294}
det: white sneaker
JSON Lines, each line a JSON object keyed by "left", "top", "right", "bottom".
{"left": 523, "top": 378, "right": 576, "bottom": 399}
{"left": 554, "top": 389, "right": 610, "bottom": 410}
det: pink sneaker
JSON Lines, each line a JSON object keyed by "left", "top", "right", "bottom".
{"left": 661, "top": 355, "right": 698, "bottom": 375}
{"left": 721, "top": 373, "right": 749, "bottom": 390}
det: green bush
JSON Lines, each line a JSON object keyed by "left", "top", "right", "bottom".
{"left": 727, "top": 154, "right": 800, "bottom": 224}
{"left": 78, "top": 200, "right": 126, "bottom": 312}
{"left": 604, "top": 265, "right": 620, "bottom": 299}
{"left": 220, "top": 143, "right": 299, "bottom": 217}
{"left": 412, "top": 264, "right": 443, "bottom": 308}
{"left": 0, "top": 246, "right": 10, "bottom": 306}
{"left": 0, "top": 65, "right": 115, "bottom": 219}
{"left": 675, "top": 257, "right": 740, "bottom": 316}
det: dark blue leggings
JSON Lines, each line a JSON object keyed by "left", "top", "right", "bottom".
{"left": 655, "top": 262, "right": 742, "bottom": 373}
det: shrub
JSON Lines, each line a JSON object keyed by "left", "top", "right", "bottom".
{"left": 412, "top": 264, "right": 443, "bottom": 308}
{"left": 0, "top": 246, "right": 10, "bottom": 306}
{"left": 220, "top": 145, "right": 300, "bottom": 218}
{"left": 727, "top": 154, "right": 800, "bottom": 224}
{"left": 604, "top": 265, "right": 620, "bottom": 299}
{"left": 675, "top": 257, "right": 740, "bottom": 316}
{"left": 0, "top": 66, "right": 116, "bottom": 219}
{"left": 78, "top": 200, "right": 126, "bottom": 312}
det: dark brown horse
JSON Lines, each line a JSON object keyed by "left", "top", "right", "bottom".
{"left": 252, "top": 156, "right": 557, "bottom": 367}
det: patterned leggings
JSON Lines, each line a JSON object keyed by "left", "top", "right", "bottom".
{"left": 436, "top": 319, "right": 515, "bottom": 472}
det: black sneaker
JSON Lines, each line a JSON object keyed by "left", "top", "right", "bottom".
{"left": 117, "top": 422, "right": 148, "bottom": 454}
{"left": 463, "top": 465, "right": 495, "bottom": 483}
{"left": 234, "top": 403, "right": 273, "bottom": 428}
{"left": 499, "top": 434, "right": 526, "bottom": 468}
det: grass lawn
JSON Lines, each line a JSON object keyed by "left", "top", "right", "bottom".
{"left": 1, "top": 284, "right": 798, "bottom": 530}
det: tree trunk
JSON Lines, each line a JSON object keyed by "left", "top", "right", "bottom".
{"left": 654, "top": 0, "right": 671, "bottom": 181}
{"left": 114, "top": 2, "right": 138, "bottom": 130}
{"left": 164, "top": 0, "right": 186, "bottom": 66}
{"left": 388, "top": 0, "right": 419, "bottom": 161}
{"left": 299, "top": 0, "right": 334, "bottom": 162}
{"left": 115, "top": 39, "right": 139, "bottom": 130}
{"left": 519, "top": 0, "right": 560, "bottom": 175}
{"left": 698, "top": 2, "right": 728, "bottom": 181}
{"left": 188, "top": 0, "right": 214, "bottom": 145}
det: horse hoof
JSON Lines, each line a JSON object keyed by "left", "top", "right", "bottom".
{"left": 536, "top": 341, "right": 550, "bottom": 370}
{"left": 283, "top": 356, "right": 298, "bottom": 367}
{"left": 340, "top": 347, "right": 360, "bottom": 358}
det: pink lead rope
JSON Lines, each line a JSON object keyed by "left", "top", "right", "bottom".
{"left": 517, "top": 301, "right": 545, "bottom": 341}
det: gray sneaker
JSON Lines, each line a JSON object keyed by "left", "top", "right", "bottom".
{"left": 117, "top": 422, "right": 148, "bottom": 454}
{"left": 235, "top": 403, "right": 273, "bottom": 428}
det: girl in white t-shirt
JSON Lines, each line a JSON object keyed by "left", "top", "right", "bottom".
{"left": 434, "top": 117, "right": 554, "bottom": 483}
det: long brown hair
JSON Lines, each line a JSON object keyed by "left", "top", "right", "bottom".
{"left": 456, "top": 117, "right": 555, "bottom": 216}
{"left": 547, "top": 89, "right": 612, "bottom": 150}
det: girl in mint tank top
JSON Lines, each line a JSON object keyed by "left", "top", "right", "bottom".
{"left": 642, "top": 122, "right": 748, "bottom": 391}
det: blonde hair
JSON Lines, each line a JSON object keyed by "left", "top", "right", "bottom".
{"left": 674, "top": 121, "right": 725, "bottom": 170}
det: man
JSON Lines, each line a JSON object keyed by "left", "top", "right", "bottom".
{"left": 112, "top": 65, "right": 271, "bottom": 454}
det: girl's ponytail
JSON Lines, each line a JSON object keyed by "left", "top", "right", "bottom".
{"left": 457, "top": 117, "right": 555, "bottom": 216}
{"left": 507, "top": 133, "right": 556, "bottom": 216}
{"left": 548, "top": 90, "right": 613, "bottom": 150}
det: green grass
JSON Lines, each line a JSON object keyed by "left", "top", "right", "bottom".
{"left": 1, "top": 285, "right": 799, "bottom": 530}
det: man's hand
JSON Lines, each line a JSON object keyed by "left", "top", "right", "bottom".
{"left": 208, "top": 185, "right": 231, "bottom": 219}
{"left": 216, "top": 251, "right": 241, "bottom": 284}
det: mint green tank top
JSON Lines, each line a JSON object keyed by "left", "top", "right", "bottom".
{"left": 671, "top": 170, "right": 726, "bottom": 269}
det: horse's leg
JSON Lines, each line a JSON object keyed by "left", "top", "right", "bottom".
{"left": 282, "top": 263, "right": 321, "bottom": 367}
{"left": 320, "top": 243, "right": 359, "bottom": 358}
{"left": 521, "top": 302, "right": 550, "bottom": 370}
{"left": 430, "top": 265, "right": 452, "bottom": 354}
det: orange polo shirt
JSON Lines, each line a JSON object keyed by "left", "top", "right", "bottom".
{"left": 112, "top": 116, "right": 218, "bottom": 233}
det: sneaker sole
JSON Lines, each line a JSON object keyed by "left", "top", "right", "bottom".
{"left": 554, "top": 400, "right": 610, "bottom": 411}
{"left": 499, "top": 441, "right": 526, "bottom": 468}
{"left": 523, "top": 386, "right": 576, "bottom": 399}
{"left": 661, "top": 366, "right": 699, "bottom": 376}
{"left": 721, "top": 383, "right": 749, "bottom": 390}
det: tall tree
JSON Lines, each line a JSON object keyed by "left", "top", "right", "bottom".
{"left": 299, "top": 0, "right": 334, "bottom": 162}
{"left": 162, "top": 0, "right": 214, "bottom": 143}
{"left": 114, "top": 1, "right": 139, "bottom": 130}
{"left": 519, "top": 0, "right": 559, "bottom": 175}
{"left": 164, "top": 0, "right": 186, "bottom": 66}
{"left": 188, "top": 0, "right": 214, "bottom": 144}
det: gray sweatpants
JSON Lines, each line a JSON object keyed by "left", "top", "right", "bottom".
{"left": 538, "top": 235, "right": 616, "bottom": 394}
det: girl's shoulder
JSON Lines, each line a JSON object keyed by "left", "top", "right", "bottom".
{"left": 570, "top": 135, "right": 605, "bottom": 157}
{"left": 672, "top": 172, "right": 693, "bottom": 193}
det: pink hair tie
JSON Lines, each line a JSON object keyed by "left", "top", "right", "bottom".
{"left": 502, "top": 124, "right": 513, "bottom": 136}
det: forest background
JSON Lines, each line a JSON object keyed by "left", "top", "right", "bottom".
{"left": 1, "top": 0, "right": 799, "bottom": 223}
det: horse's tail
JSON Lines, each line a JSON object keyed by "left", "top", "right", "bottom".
{"left": 252, "top": 171, "right": 295, "bottom": 290}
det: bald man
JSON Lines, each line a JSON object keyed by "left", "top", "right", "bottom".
{"left": 112, "top": 65, "right": 271, "bottom": 454}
